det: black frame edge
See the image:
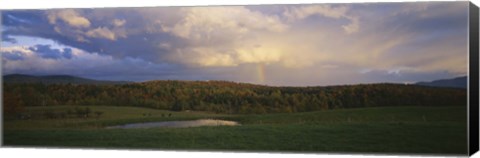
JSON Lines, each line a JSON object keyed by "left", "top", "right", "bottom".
{"left": 469, "top": 1, "right": 480, "bottom": 156}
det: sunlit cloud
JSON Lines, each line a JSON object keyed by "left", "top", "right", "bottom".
{"left": 47, "top": 9, "right": 91, "bottom": 28}
{"left": 85, "top": 27, "right": 117, "bottom": 40}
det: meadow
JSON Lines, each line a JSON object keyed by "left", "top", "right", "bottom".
{"left": 3, "top": 105, "right": 467, "bottom": 155}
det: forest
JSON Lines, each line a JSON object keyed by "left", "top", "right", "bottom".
{"left": 3, "top": 80, "right": 467, "bottom": 117}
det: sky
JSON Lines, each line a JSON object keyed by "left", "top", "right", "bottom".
{"left": 0, "top": 1, "right": 469, "bottom": 86}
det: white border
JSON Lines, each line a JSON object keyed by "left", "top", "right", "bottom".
{"left": 0, "top": 0, "right": 479, "bottom": 158}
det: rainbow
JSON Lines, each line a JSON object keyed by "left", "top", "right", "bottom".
{"left": 256, "top": 63, "right": 266, "bottom": 84}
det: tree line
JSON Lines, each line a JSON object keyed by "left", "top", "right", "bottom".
{"left": 3, "top": 80, "right": 467, "bottom": 117}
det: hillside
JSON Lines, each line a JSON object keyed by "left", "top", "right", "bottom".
{"left": 4, "top": 78, "right": 467, "bottom": 114}
{"left": 3, "top": 74, "right": 130, "bottom": 85}
{"left": 416, "top": 76, "right": 467, "bottom": 89}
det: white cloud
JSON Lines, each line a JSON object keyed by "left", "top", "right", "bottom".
{"left": 163, "top": 7, "right": 288, "bottom": 41}
{"left": 283, "top": 5, "right": 360, "bottom": 34}
{"left": 150, "top": 6, "right": 294, "bottom": 67}
{"left": 156, "top": 6, "right": 347, "bottom": 68}
{"left": 47, "top": 9, "right": 91, "bottom": 28}
{"left": 284, "top": 5, "right": 348, "bottom": 20}
{"left": 1, "top": 45, "right": 113, "bottom": 74}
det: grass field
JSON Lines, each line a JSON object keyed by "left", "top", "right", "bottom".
{"left": 3, "top": 105, "right": 467, "bottom": 155}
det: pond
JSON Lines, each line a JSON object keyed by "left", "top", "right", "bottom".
{"left": 106, "top": 119, "right": 240, "bottom": 129}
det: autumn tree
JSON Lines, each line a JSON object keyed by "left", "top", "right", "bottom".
{"left": 3, "top": 92, "right": 25, "bottom": 119}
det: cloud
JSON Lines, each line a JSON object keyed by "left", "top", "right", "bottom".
{"left": 85, "top": 27, "right": 117, "bottom": 40}
{"left": 1, "top": 44, "right": 74, "bottom": 61}
{"left": 1, "top": 2, "right": 469, "bottom": 85}
{"left": 2, "top": 45, "right": 105, "bottom": 75}
{"left": 283, "top": 4, "right": 360, "bottom": 34}
{"left": 47, "top": 9, "right": 91, "bottom": 28}
{"left": 3, "top": 51, "right": 25, "bottom": 61}
{"left": 112, "top": 19, "right": 126, "bottom": 27}
{"left": 163, "top": 7, "right": 288, "bottom": 40}
{"left": 236, "top": 45, "right": 283, "bottom": 64}
{"left": 2, "top": 34, "right": 17, "bottom": 43}
{"left": 284, "top": 5, "right": 347, "bottom": 20}
{"left": 27, "top": 44, "right": 75, "bottom": 60}
{"left": 62, "top": 48, "right": 73, "bottom": 59}
{"left": 1, "top": 46, "right": 32, "bottom": 61}
{"left": 342, "top": 16, "right": 359, "bottom": 34}
{"left": 189, "top": 48, "right": 237, "bottom": 67}
{"left": 1, "top": 45, "right": 188, "bottom": 81}
{"left": 150, "top": 6, "right": 294, "bottom": 67}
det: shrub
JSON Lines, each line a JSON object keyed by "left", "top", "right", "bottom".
{"left": 94, "top": 111, "right": 104, "bottom": 118}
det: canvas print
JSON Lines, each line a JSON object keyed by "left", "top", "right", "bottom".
{"left": 1, "top": 1, "right": 471, "bottom": 155}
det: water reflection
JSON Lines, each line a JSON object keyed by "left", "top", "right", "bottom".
{"left": 107, "top": 119, "right": 239, "bottom": 129}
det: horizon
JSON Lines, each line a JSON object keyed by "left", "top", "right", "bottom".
{"left": 1, "top": 2, "right": 469, "bottom": 86}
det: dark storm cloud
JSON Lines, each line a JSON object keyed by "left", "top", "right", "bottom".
{"left": 0, "top": 45, "right": 192, "bottom": 82}
{"left": 2, "top": 10, "right": 100, "bottom": 56}
{"left": 2, "top": 50, "right": 25, "bottom": 60}
{"left": 2, "top": 8, "right": 185, "bottom": 63}
{"left": 62, "top": 48, "right": 73, "bottom": 59}
{"left": 28, "top": 44, "right": 73, "bottom": 59}
{"left": 2, "top": 10, "right": 44, "bottom": 26}
{"left": 1, "top": 34, "right": 17, "bottom": 43}
{"left": 386, "top": 3, "right": 466, "bottom": 33}
{"left": 2, "top": 10, "right": 55, "bottom": 39}
{"left": 2, "top": 10, "right": 99, "bottom": 51}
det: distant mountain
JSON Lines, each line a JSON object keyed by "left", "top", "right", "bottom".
{"left": 3, "top": 74, "right": 131, "bottom": 85}
{"left": 416, "top": 76, "right": 467, "bottom": 89}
